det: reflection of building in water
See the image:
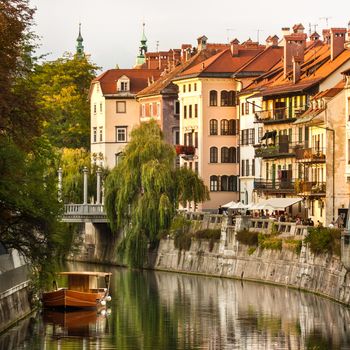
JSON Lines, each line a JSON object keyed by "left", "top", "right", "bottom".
{"left": 154, "top": 271, "right": 350, "bottom": 349}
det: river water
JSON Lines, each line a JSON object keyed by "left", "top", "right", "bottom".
{"left": 2, "top": 263, "right": 350, "bottom": 350}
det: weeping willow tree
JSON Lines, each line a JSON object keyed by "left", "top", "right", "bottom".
{"left": 104, "top": 120, "right": 209, "bottom": 267}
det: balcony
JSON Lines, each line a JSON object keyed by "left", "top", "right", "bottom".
{"left": 254, "top": 179, "right": 296, "bottom": 193}
{"left": 295, "top": 181, "right": 326, "bottom": 196}
{"left": 295, "top": 147, "right": 326, "bottom": 163}
{"left": 255, "top": 142, "right": 297, "bottom": 159}
{"left": 255, "top": 106, "right": 306, "bottom": 125}
{"left": 175, "top": 145, "right": 197, "bottom": 160}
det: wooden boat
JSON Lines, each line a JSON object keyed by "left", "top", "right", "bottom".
{"left": 42, "top": 271, "right": 112, "bottom": 309}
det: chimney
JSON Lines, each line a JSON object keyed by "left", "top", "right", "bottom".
{"left": 281, "top": 27, "right": 291, "bottom": 37}
{"left": 292, "top": 23, "right": 305, "bottom": 34}
{"left": 330, "top": 28, "right": 347, "bottom": 60}
{"left": 230, "top": 38, "right": 240, "bottom": 56}
{"left": 181, "top": 44, "right": 192, "bottom": 61}
{"left": 323, "top": 29, "right": 331, "bottom": 44}
{"left": 266, "top": 35, "right": 279, "bottom": 47}
{"left": 283, "top": 33, "right": 306, "bottom": 78}
{"left": 292, "top": 56, "right": 303, "bottom": 83}
{"left": 197, "top": 35, "right": 208, "bottom": 52}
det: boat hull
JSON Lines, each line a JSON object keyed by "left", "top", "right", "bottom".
{"left": 42, "top": 289, "right": 105, "bottom": 309}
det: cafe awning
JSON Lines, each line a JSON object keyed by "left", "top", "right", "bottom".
{"left": 265, "top": 197, "right": 302, "bottom": 210}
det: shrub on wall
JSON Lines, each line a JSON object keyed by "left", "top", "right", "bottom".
{"left": 304, "top": 227, "right": 341, "bottom": 256}
{"left": 258, "top": 233, "right": 282, "bottom": 250}
{"left": 236, "top": 229, "right": 259, "bottom": 246}
{"left": 194, "top": 229, "right": 221, "bottom": 252}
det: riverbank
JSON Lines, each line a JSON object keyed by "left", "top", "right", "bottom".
{"left": 71, "top": 214, "right": 350, "bottom": 305}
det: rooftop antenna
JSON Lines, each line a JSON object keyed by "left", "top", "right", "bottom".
{"left": 312, "top": 23, "right": 319, "bottom": 33}
{"left": 156, "top": 40, "right": 159, "bottom": 52}
{"left": 256, "top": 29, "right": 263, "bottom": 44}
{"left": 319, "top": 17, "right": 331, "bottom": 28}
{"left": 226, "top": 28, "right": 235, "bottom": 43}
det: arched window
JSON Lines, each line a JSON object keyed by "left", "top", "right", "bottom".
{"left": 229, "top": 147, "right": 236, "bottom": 163}
{"left": 209, "top": 119, "right": 218, "bottom": 135}
{"left": 221, "top": 176, "right": 229, "bottom": 191}
{"left": 210, "top": 175, "right": 218, "bottom": 191}
{"left": 210, "top": 147, "right": 218, "bottom": 163}
{"left": 228, "top": 119, "right": 236, "bottom": 135}
{"left": 209, "top": 90, "right": 217, "bottom": 106}
{"left": 221, "top": 147, "right": 229, "bottom": 163}
{"left": 221, "top": 91, "right": 228, "bottom": 106}
{"left": 221, "top": 90, "right": 236, "bottom": 106}
{"left": 221, "top": 119, "right": 229, "bottom": 135}
{"left": 228, "top": 176, "right": 237, "bottom": 191}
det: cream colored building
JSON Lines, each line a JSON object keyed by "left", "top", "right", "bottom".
{"left": 89, "top": 69, "right": 160, "bottom": 169}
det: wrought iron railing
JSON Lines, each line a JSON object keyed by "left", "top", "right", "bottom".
{"left": 295, "top": 147, "right": 326, "bottom": 162}
{"left": 255, "top": 106, "right": 307, "bottom": 124}
{"left": 254, "top": 179, "right": 296, "bottom": 192}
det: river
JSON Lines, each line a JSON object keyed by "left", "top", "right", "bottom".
{"left": 1, "top": 262, "right": 350, "bottom": 350}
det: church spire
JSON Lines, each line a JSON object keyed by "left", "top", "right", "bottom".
{"left": 136, "top": 22, "right": 148, "bottom": 66}
{"left": 76, "top": 23, "right": 84, "bottom": 58}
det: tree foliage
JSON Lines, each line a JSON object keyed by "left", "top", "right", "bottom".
{"left": 0, "top": 0, "right": 72, "bottom": 283}
{"left": 59, "top": 148, "right": 109, "bottom": 203}
{"left": 32, "top": 54, "right": 99, "bottom": 149}
{"left": 104, "top": 121, "right": 209, "bottom": 267}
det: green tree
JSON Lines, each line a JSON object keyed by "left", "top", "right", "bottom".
{"left": 59, "top": 148, "right": 109, "bottom": 203}
{"left": 104, "top": 120, "right": 209, "bottom": 267}
{"left": 32, "top": 54, "right": 99, "bottom": 149}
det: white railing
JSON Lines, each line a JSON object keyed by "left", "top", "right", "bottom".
{"left": 64, "top": 204, "right": 105, "bottom": 215}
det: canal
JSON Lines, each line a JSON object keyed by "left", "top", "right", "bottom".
{"left": 1, "top": 263, "right": 350, "bottom": 350}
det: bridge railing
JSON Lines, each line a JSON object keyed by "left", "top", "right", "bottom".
{"left": 64, "top": 204, "right": 105, "bottom": 215}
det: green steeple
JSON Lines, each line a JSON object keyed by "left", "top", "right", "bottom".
{"left": 76, "top": 23, "right": 84, "bottom": 58}
{"left": 136, "top": 22, "right": 148, "bottom": 65}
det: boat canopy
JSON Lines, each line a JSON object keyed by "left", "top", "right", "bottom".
{"left": 58, "top": 271, "right": 112, "bottom": 277}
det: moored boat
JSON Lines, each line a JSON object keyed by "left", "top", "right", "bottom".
{"left": 42, "top": 271, "right": 112, "bottom": 309}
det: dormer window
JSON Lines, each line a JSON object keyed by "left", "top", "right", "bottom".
{"left": 117, "top": 75, "right": 130, "bottom": 92}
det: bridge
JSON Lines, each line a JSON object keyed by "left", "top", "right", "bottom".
{"left": 62, "top": 204, "right": 108, "bottom": 223}
{"left": 59, "top": 166, "right": 109, "bottom": 223}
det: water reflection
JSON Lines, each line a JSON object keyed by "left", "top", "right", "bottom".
{"left": 3, "top": 266, "right": 350, "bottom": 349}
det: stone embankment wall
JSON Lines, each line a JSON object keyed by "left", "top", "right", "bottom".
{"left": 75, "top": 214, "right": 350, "bottom": 305}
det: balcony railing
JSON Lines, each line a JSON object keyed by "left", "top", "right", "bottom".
{"left": 255, "top": 106, "right": 307, "bottom": 124}
{"left": 295, "top": 181, "right": 326, "bottom": 195}
{"left": 295, "top": 147, "right": 326, "bottom": 162}
{"left": 255, "top": 142, "right": 297, "bottom": 159}
{"left": 254, "top": 179, "right": 296, "bottom": 192}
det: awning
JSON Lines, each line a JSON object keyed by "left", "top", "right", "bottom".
{"left": 222, "top": 201, "right": 249, "bottom": 209}
{"left": 222, "top": 201, "right": 236, "bottom": 208}
{"left": 261, "top": 130, "right": 277, "bottom": 140}
{"left": 264, "top": 197, "right": 302, "bottom": 210}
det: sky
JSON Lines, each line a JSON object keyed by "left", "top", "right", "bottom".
{"left": 29, "top": 0, "right": 349, "bottom": 73}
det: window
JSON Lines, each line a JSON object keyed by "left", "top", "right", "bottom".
{"left": 93, "top": 103, "right": 97, "bottom": 114}
{"left": 184, "top": 105, "right": 187, "bottom": 118}
{"left": 174, "top": 101, "right": 180, "bottom": 115}
{"left": 229, "top": 176, "right": 237, "bottom": 191}
{"left": 210, "top": 147, "right": 218, "bottom": 163}
{"left": 194, "top": 104, "right": 198, "bottom": 118}
{"left": 188, "top": 84, "right": 191, "bottom": 92}
{"left": 174, "top": 130, "right": 180, "bottom": 145}
{"left": 183, "top": 85, "right": 186, "bottom": 93}
{"left": 116, "top": 101, "right": 126, "bottom": 113}
{"left": 241, "top": 103, "right": 245, "bottom": 116}
{"left": 246, "top": 159, "right": 250, "bottom": 176}
{"left": 228, "top": 119, "right": 236, "bottom": 135}
{"left": 115, "top": 152, "right": 123, "bottom": 166}
{"left": 99, "top": 103, "right": 103, "bottom": 113}
{"left": 248, "top": 128, "right": 255, "bottom": 144}
{"left": 252, "top": 159, "right": 255, "bottom": 176}
{"left": 221, "top": 91, "right": 236, "bottom": 106}
{"left": 116, "top": 127, "right": 127, "bottom": 142}
{"left": 93, "top": 127, "right": 97, "bottom": 142}
{"left": 245, "top": 102, "right": 249, "bottom": 114}
{"left": 252, "top": 103, "right": 256, "bottom": 113}
{"left": 258, "top": 127, "right": 263, "bottom": 142}
{"left": 221, "top": 147, "right": 230, "bottom": 163}
{"left": 194, "top": 83, "right": 197, "bottom": 91}
{"left": 298, "top": 127, "right": 303, "bottom": 143}
{"left": 221, "top": 119, "right": 229, "bottom": 135}
{"left": 237, "top": 146, "right": 240, "bottom": 163}
{"left": 230, "top": 147, "right": 237, "bottom": 163}
{"left": 210, "top": 176, "right": 218, "bottom": 191}
{"left": 209, "top": 90, "right": 217, "bottom": 106}
{"left": 195, "top": 132, "right": 198, "bottom": 148}
{"left": 221, "top": 176, "right": 229, "bottom": 191}
{"left": 209, "top": 119, "right": 218, "bottom": 135}
{"left": 99, "top": 127, "right": 103, "bottom": 142}
{"left": 241, "top": 160, "right": 245, "bottom": 176}
{"left": 189, "top": 105, "right": 192, "bottom": 118}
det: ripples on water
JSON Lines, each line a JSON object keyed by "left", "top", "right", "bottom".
{"left": 2, "top": 263, "right": 350, "bottom": 350}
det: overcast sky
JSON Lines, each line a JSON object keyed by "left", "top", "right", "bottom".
{"left": 29, "top": 0, "right": 349, "bottom": 72}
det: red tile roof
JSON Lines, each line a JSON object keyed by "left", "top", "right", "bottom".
{"left": 91, "top": 69, "right": 161, "bottom": 96}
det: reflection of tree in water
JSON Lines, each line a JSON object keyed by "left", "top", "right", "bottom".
{"left": 306, "top": 332, "right": 338, "bottom": 350}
